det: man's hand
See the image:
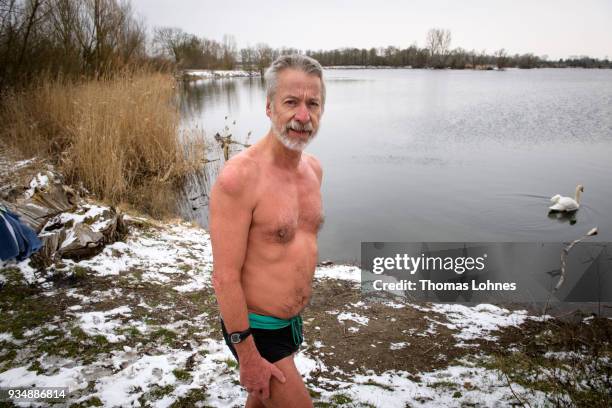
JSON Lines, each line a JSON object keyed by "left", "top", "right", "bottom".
{"left": 240, "top": 354, "right": 286, "bottom": 400}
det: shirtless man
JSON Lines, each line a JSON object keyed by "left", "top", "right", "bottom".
{"left": 210, "top": 54, "right": 325, "bottom": 408}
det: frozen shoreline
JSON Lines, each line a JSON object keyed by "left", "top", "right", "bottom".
{"left": 1, "top": 159, "right": 608, "bottom": 407}
{"left": 1, "top": 216, "right": 552, "bottom": 407}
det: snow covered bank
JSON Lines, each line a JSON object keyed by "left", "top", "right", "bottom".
{"left": 183, "top": 69, "right": 259, "bottom": 80}
{"left": 1, "top": 201, "right": 609, "bottom": 407}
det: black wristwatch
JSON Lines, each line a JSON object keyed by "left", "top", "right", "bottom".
{"left": 229, "top": 328, "right": 252, "bottom": 344}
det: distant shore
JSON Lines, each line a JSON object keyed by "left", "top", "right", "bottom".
{"left": 181, "top": 65, "right": 610, "bottom": 81}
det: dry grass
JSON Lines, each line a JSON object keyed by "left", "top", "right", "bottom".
{"left": 0, "top": 72, "right": 205, "bottom": 217}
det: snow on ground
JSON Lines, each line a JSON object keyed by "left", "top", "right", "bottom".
{"left": 23, "top": 172, "right": 50, "bottom": 199}
{"left": 13, "top": 258, "right": 39, "bottom": 285}
{"left": 13, "top": 158, "right": 37, "bottom": 169}
{"left": 2, "top": 343, "right": 549, "bottom": 407}
{"left": 315, "top": 264, "right": 361, "bottom": 282}
{"left": 389, "top": 342, "right": 409, "bottom": 350}
{"left": 411, "top": 303, "right": 535, "bottom": 344}
{"left": 337, "top": 311, "right": 370, "bottom": 326}
{"left": 76, "top": 306, "right": 132, "bottom": 343}
{"left": 0, "top": 216, "right": 559, "bottom": 407}
{"left": 44, "top": 204, "right": 109, "bottom": 233}
{"left": 0, "top": 364, "right": 89, "bottom": 394}
{"left": 60, "top": 222, "right": 214, "bottom": 290}
{"left": 295, "top": 351, "right": 547, "bottom": 408}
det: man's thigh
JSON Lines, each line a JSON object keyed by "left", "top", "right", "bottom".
{"left": 255, "top": 354, "right": 313, "bottom": 408}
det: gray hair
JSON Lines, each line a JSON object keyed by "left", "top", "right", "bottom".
{"left": 264, "top": 54, "right": 326, "bottom": 109}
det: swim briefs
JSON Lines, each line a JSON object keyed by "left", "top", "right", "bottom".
{"left": 221, "top": 313, "right": 303, "bottom": 363}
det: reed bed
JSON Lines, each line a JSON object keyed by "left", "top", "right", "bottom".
{"left": 1, "top": 72, "right": 205, "bottom": 217}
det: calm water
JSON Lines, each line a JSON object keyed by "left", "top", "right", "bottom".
{"left": 179, "top": 68, "right": 612, "bottom": 263}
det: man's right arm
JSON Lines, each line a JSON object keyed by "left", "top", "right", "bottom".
{"left": 209, "top": 157, "right": 285, "bottom": 399}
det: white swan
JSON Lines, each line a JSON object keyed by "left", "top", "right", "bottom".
{"left": 549, "top": 185, "right": 584, "bottom": 212}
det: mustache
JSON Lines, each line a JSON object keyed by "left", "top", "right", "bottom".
{"left": 285, "top": 120, "right": 314, "bottom": 132}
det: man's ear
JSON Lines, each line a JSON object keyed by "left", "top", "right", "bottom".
{"left": 265, "top": 98, "right": 272, "bottom": 118}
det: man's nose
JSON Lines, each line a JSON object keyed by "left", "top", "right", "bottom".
{"left": 294, "top": 103, "right": 310, "bottom": 123}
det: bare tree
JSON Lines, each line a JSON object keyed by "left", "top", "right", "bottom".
{"left": 240, "top": 46, "right": 254, "bottom": 71}
{"left": 254, "top": 42, "right": 273, "bottom": 75}
{"left": 221, "top": 33, "right": 236, "bottom": 70}
{"left": 153, "top": 26, "right": 187, "bottom": 63}
{"left": 425, "top": 28, "right": 451, "bottom": 68}
{"left": 495, "top": 48, "right": 509, "bottom": 70}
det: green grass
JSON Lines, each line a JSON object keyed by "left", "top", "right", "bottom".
{"left": 69, "top": 396, "right": 104, "bottom": 407}
{"left": 0, "top": 275, "right": 58, "bottom": 340}
{"left": 172, "top": 368, "right": 192, "bottom": 382}
{"left": 117, "top": 325, "right": 142, "bottom": 337}
{"left": 93, "top": 335, "right": 109, "bottom": 346}
{"left": 28, "top": 360, "right": 45, "bottom": 374}
{"left": 361, "top": 379, "right": 394, "bottom": 391}
{"left": 149, "top": 384, "right": 175, "bottom": 400}
{"left": 32, "top": 325, "right": 115, "bottom": 364}
{"left": 169, "top": 388, "right": 211, "bottom": 408}
{"left": 150, "top": 328, "right": 178, "bottom": 345}
{"left": 222, "top": 358, "right": 238, "bottom": 369}
{"left": 330, "top": 393, "right": 353, "bottom": 405}
{"left": 429, "top": 380, "right": 457, "bottom": 390}
{"left": 71, "top": 265, "right": 89, "bottom": 280}
{"left": 484, "top": 350, "right": 612, "bottom": 408}
{"left": 177, "top": 263, "right": 191, "bottom": 273}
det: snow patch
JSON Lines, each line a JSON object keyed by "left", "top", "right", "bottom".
{"left": 337, "top": 312, "right": 369, "bottom": 326}
{"left": 77, "top": 306, "right": 132, "bottom": 342}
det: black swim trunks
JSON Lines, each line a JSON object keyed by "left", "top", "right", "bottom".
{"left": 221, "top": 319, "right": 303, "bottom": 363}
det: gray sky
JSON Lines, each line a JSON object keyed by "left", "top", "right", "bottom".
{"left": 131, "top": 0, "right": 612, "bottom": 60}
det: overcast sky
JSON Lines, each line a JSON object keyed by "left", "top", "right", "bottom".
{"left": 131, "top": 0, "right": 611, "bottom": 60}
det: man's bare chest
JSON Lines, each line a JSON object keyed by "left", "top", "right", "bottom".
{"left": 251, "top": 174, "right": 323, "bottom": 244}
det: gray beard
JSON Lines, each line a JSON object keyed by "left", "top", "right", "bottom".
{"left": 271, "top": 120, "right": 318, "bottom": 152}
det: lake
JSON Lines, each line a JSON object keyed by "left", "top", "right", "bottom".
{"left": 178, "top": 68, "right": 612, "bottom": 263}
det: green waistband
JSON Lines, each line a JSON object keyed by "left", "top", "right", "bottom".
{"left": 248, "top": 312, "right": 303, "bottom": 347}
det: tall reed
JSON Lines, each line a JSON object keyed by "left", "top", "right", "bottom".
{"left": 0, "top": 72, "right": 205, "bottom": 217}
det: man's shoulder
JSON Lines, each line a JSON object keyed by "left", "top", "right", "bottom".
{"left": 303, "top": 153, "right": 322, "bottom": 183}
{"left": 213, "top": 151, "right": 261, "bottom": 198}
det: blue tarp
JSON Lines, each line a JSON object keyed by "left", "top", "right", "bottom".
{"left": 0, "top": 207, "right": 42, "bottom": 261}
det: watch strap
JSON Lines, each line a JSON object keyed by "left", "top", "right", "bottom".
{"left": 229, "top": 328, "right": 252, "bottom": 344}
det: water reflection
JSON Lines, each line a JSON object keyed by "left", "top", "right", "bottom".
{"left": 547, "top": 211, "right": 578, "bottom": 225}
{"left": 179, "top": 77, "right": 265, "bottom": 123}
{"left": 177, "top": 78, "right": 263, "bottom": 227}
{"left": 176, "top": 69, "right": 612, "bottom": 262}
{"left": 177, "top": 156, "right": 220, "bottom": 227}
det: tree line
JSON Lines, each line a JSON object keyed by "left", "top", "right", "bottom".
{"left": 151, "top": 27, "right": 612, "bottom": 72}
{"left": 1, "top": 1, "right": 610, "bottom": 89}
{"left": 0, "top": 0, "right": 155, "bottom": 88}
{"left": 305, "top": 29, "right": 610, "bottom": 70}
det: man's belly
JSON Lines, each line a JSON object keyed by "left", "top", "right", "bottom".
{"left": 241, "top": 233, "right": 318, "bottom": 319}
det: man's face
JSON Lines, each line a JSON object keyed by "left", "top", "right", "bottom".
{"left": 266, "top": 68, "right": 323, "bottom": 151}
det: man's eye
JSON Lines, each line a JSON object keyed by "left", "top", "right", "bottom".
{"left": 309, "top": 102, "right": 320, "bottom": 107}
{"left": 285, "top": 100, "right": 296, "bottom": 106}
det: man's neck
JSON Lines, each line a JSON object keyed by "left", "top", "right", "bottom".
{"left": 263, "top": 131, "right": 303, "bottom": 169}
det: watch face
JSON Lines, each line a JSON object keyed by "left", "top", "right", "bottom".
{"left": 230, "top": 333, "right": 241, "bottom": 344}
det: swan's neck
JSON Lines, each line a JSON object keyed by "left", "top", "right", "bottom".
{"left": 575, "top": 187, "right": 582, "bottom": 204}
